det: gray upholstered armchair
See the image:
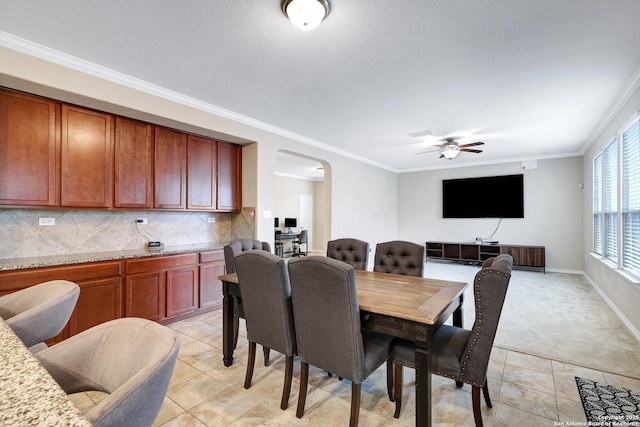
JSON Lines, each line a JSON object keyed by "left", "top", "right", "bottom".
{"left": 388, "top": 254, "right": 513, "bottom": 426}
{"left": 373, "top": 240, "right": 425, "bottom": 277}
{"left": 288, "top": 256, "right": 393, "bottom": 427}
{"left": 234, "top": 250, "right": 297, "bottom": 410}
{"left": 36, "top": 318, "right": 179, "bottom": 427}
{"left": 326, "top": 238, "right": 370, "bottom": 270}
{"left": 0, "top": 280, "right": 80, "bottom": 352}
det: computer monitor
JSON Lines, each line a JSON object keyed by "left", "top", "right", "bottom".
{"left": 284, "top": 218, "right": 297, "bottom": 232}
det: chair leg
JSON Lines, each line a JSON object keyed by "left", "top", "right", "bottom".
{"left": 244, "top": 341, "right": 256, "bottom": 389}
{"left": 472, "top": 386, "right": 484, "bottom": 427}
{"left": 350, "top": 383, "right": 361, "bottom": 427}
{"left": 393, "top": 363, "right": 403, "bottom": 419}
{"left": 386, "top": 360, "right": 394, "bottom": 402}
{"left": 296, "top": 362, "right": 309, "bottom": 419}
{"left": 482, "top": 380, "right": 492, "bottom": 408}
{"left": 263, "top": 346, "right": 271, "bottom": 366}
{"left": 281, "top": 355, "right": 294, "bottom": 410}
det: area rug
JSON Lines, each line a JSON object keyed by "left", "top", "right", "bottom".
{"left": 575, "top": 377, "right": 640, "bottom": 425}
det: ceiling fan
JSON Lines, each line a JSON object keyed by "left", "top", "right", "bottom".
{"left": 415, "top": 137, "right": 484, "bottom": 160}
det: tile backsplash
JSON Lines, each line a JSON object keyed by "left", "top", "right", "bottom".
{"left": 0, "top": 208, "right": 256, "bottom": 259}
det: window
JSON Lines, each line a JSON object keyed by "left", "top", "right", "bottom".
{"left": 593, "top": 114, "right": 640, "bottom": 278}
{"left": 622, "top": 119, "right": 640, "bottom": 276}
{"left": 593, "top": 154, "right": 602, "bottom": 255}
{"left": 603, "top": 139, "right": 618, "bottom": 262}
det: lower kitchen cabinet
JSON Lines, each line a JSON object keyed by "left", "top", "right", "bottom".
{"left": 199, "top": 250, "right": 225, "bottom": 309}
{"left": 69, "top": 277, "right": 122, "bottom": 336}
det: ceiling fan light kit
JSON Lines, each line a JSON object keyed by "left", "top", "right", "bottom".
{"left": 416, "top": 137, "right": 485, "bottom": 160}
{"left": 282, "top": 0, "right": 330, "bottom": 31}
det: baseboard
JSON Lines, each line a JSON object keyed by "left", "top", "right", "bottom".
{"left": 583, "top": 272, "right": 640, "bottom": 344}
{"left": 546, "top": 268, "right": 584, "bottom": 275}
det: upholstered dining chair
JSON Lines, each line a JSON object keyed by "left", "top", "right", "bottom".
{"left": 36, "top": 317, "right": 179, "bottom": 427}
{"left": 223, "top": 239, "right": 272, "bottom": 364}
{"left": 234, "top": 250, "right": 297, "bottom": 410}
{"left": 388, "top": 254, "right": 513, "bottom": 426}
{"left": 373, "top": 240, "right": 425, "bottom": 277}
{"left": 288, "top": 256, "right": 393, "bottom": 427}
{"left": 292, "top": 229, "right": 308, "bottom": 257}
{"left": 0, "top": 280, "right": 80, "bottom": 352}
{"left": 326, "top": 238, "right": 370, "bottom": 270}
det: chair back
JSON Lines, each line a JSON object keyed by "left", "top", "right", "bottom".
{"left": 36, "top": 318, "right": 179, "bottom": 427}
{"left": 0, "top": 280, "right": 80, "bottom": 348}
{"left": 298, "top": 229, "right": 308, "bottom": 244}
{"left": 224, "top": 239, "right": 272, "bottom": 273}
{"left": 288, "top": 256, "right": 367, "bottom": 382}
{"left": 373, "top": 240, "right": 424, "bottom": 277}
{"left": 459, "top": 254, "right": 513, "bottom": 385}
{"left": 234, "top": 251, "right": 297, "bottom": 356}
{"left": 327, "top": 238, "right": 370, "bottom": 270}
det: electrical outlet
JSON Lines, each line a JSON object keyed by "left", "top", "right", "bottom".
{"left": 207, "top": 217, "right": 216, "bottom": 223}
{"left": 39, "top": 218, "right": 55, "bottom": 226}
{"left": 136, "top": 218, "right": 147, "bottom": 224}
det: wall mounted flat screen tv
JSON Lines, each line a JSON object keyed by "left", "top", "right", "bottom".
{"left": 442, "top": 174, "right": 524, "bottom": 218}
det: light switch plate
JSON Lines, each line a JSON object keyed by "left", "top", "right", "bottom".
{"left": 263, "top": 210, "right": 272, "bottom": 219}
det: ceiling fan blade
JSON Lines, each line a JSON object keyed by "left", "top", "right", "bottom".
{"left": 414, "top": 146, "right": 443, "bottom": 155}
{"left": 459, "top": 141, "right": 484, "bottom": 148}
{"left": 460, "top": 149, "right": 483, "bottom": 154}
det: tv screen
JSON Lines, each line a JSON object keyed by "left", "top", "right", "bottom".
{"left": 442, "top": 174, "right": 524, "bottom": 218}
{"left": 284, "top": 218, "right": 297, "bottom": 228}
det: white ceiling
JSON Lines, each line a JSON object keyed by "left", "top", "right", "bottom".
{"left": 2, "top": 0, "right": 640, "bottom": 177}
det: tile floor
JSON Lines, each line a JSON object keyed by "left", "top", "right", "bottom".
{"left": 69, "top": 308, "right": 640, "bottom": 427}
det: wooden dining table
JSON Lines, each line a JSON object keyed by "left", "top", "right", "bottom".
{"left": 218, "top": 268, "right": 468, "bottom": 427}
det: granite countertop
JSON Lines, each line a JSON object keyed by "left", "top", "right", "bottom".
{"left": 0, "top": 317, "right": 92, "bottom": 426}
{"left": 0, "top": 243, "right": 226, "bottom": 272}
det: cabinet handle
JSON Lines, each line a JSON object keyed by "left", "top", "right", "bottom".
{"left": 363, "top": 313, "right": 370, "bottom": 321}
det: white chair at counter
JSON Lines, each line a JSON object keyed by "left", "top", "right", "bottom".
{"left": 0, "top": 279, "right": 80, "bottom": 352}
{"left": 36, "top": 317, "right": 180, "bottom": 427}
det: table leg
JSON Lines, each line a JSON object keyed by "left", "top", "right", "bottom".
{"left": 222, "top": 283, "right": 235, "bottom": 367}
{"left": 415, "top": 340, "right": 432, "bottom": 427}
{"left": 453, "top": 293, "right": 464, "bottom": 328}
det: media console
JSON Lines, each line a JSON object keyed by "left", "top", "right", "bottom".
{"left": 425, "top": 241, "right": 545, "bottom": 272}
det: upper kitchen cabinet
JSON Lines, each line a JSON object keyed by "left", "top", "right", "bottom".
{"left": 187, "top": 135, "right": 217, "bottom": 210}
{"left": 114, "top": 117, "right": 153, "bottom": 209}
{"left": 61, "top": 105, "right": 114, "bottom": 208}
{"left": 0, "top": 89, "right": 58, "bottom": 207}
{"left": 217, "top": 142, "right": 242, "bottom": 211}
{"left": 154, "top": 126, "right": 187, "bottom": 209}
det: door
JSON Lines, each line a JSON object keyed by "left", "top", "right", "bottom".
{"left": 299, "top": 194, "right": 313, "bottom": 251}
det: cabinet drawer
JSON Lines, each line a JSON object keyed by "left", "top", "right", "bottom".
{"left": 125, "top": 253, "right": 198, "bottom": 274}
{"left": 199, "top": 250, "right": 224, "bottom": 263}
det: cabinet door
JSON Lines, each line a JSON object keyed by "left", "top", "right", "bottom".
{"left": 115, "top": 118, "right": 153, "bottom": 208}
{"left": 187, "top": 135, "right": 217, "bottom": 210}
{"left": 125, "top": 271, "right": 165, "bottom": 321}
{"left": 154, "top": 126, "right": 187, "bottom": 209}
{"left": 200, "top": 261, "right": 225, "bottom": 308}
{"left": 69, "top": 277, "right": 122, "bottom": 336}
{"left": 166, "top": 266, "right": 198, "bottom": 317}
{"left": 0, "top": 89, "right": 58, "bottom": 206}
{"left": 217, "top": 142, "right": 241, "bottom": 211}
{"left": 61, "top": 105, "right": 114, "bottom": 207}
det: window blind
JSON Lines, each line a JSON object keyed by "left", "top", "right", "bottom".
{"left": 622, "top": 118, "right": 640, "bottom": 276}
{"left": 603, "top": 139, "right": 618, "bottom": 262}
{"left": 593, "top": 154, "right": 603, "bottom": 255}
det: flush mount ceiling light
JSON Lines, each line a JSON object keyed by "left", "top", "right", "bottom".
{"left": 282, "top": 0, "right": 330, "bottom": 31}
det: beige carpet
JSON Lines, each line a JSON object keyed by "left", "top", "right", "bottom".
{"left": 424, "top": 261, "right": 640, "bottom": 380}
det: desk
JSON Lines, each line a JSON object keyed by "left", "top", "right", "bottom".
{"left": 274, "top": 232, "right": 298, "bottom": 257}
{"left": 0, "top": 317, "right": 91, "bottom": 426}
{"left": 218, "top": 269, "right": 467, "bottom": 427}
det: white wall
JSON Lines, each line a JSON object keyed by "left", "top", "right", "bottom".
{"left": 398, "top": 157, "right": 584, "bottom": 271}
{"left": 582, "top": 82, "right": 640, "bottom": 335}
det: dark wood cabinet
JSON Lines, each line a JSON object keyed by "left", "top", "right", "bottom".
{"left": 199, "top": 250, "right": 225, "bottom": 308}
{"left": 426, "top": 241, "right": 545, "bottom": 272}
{"left": 154, "top": 126, "right": 187, "bottom": 209}
{"left": 187, "top": 135, "right": 217, "bottom": 210}
{"left": 61, "top": 104, "right": 114, "bottom": 208}
{"left": 217, "top": 142, "right": 242, "bottom": 211}
{"left": 124, "top": 253, "right": 198, "bottom": 322}
{"left": 0, "top": 89, "right": 58, "bottom": 207}
{"left": 114, "top": 117, "right": 153, "bottom": 208}
{"left": 69, "top": 277, "right": 122, "bottom": 336}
